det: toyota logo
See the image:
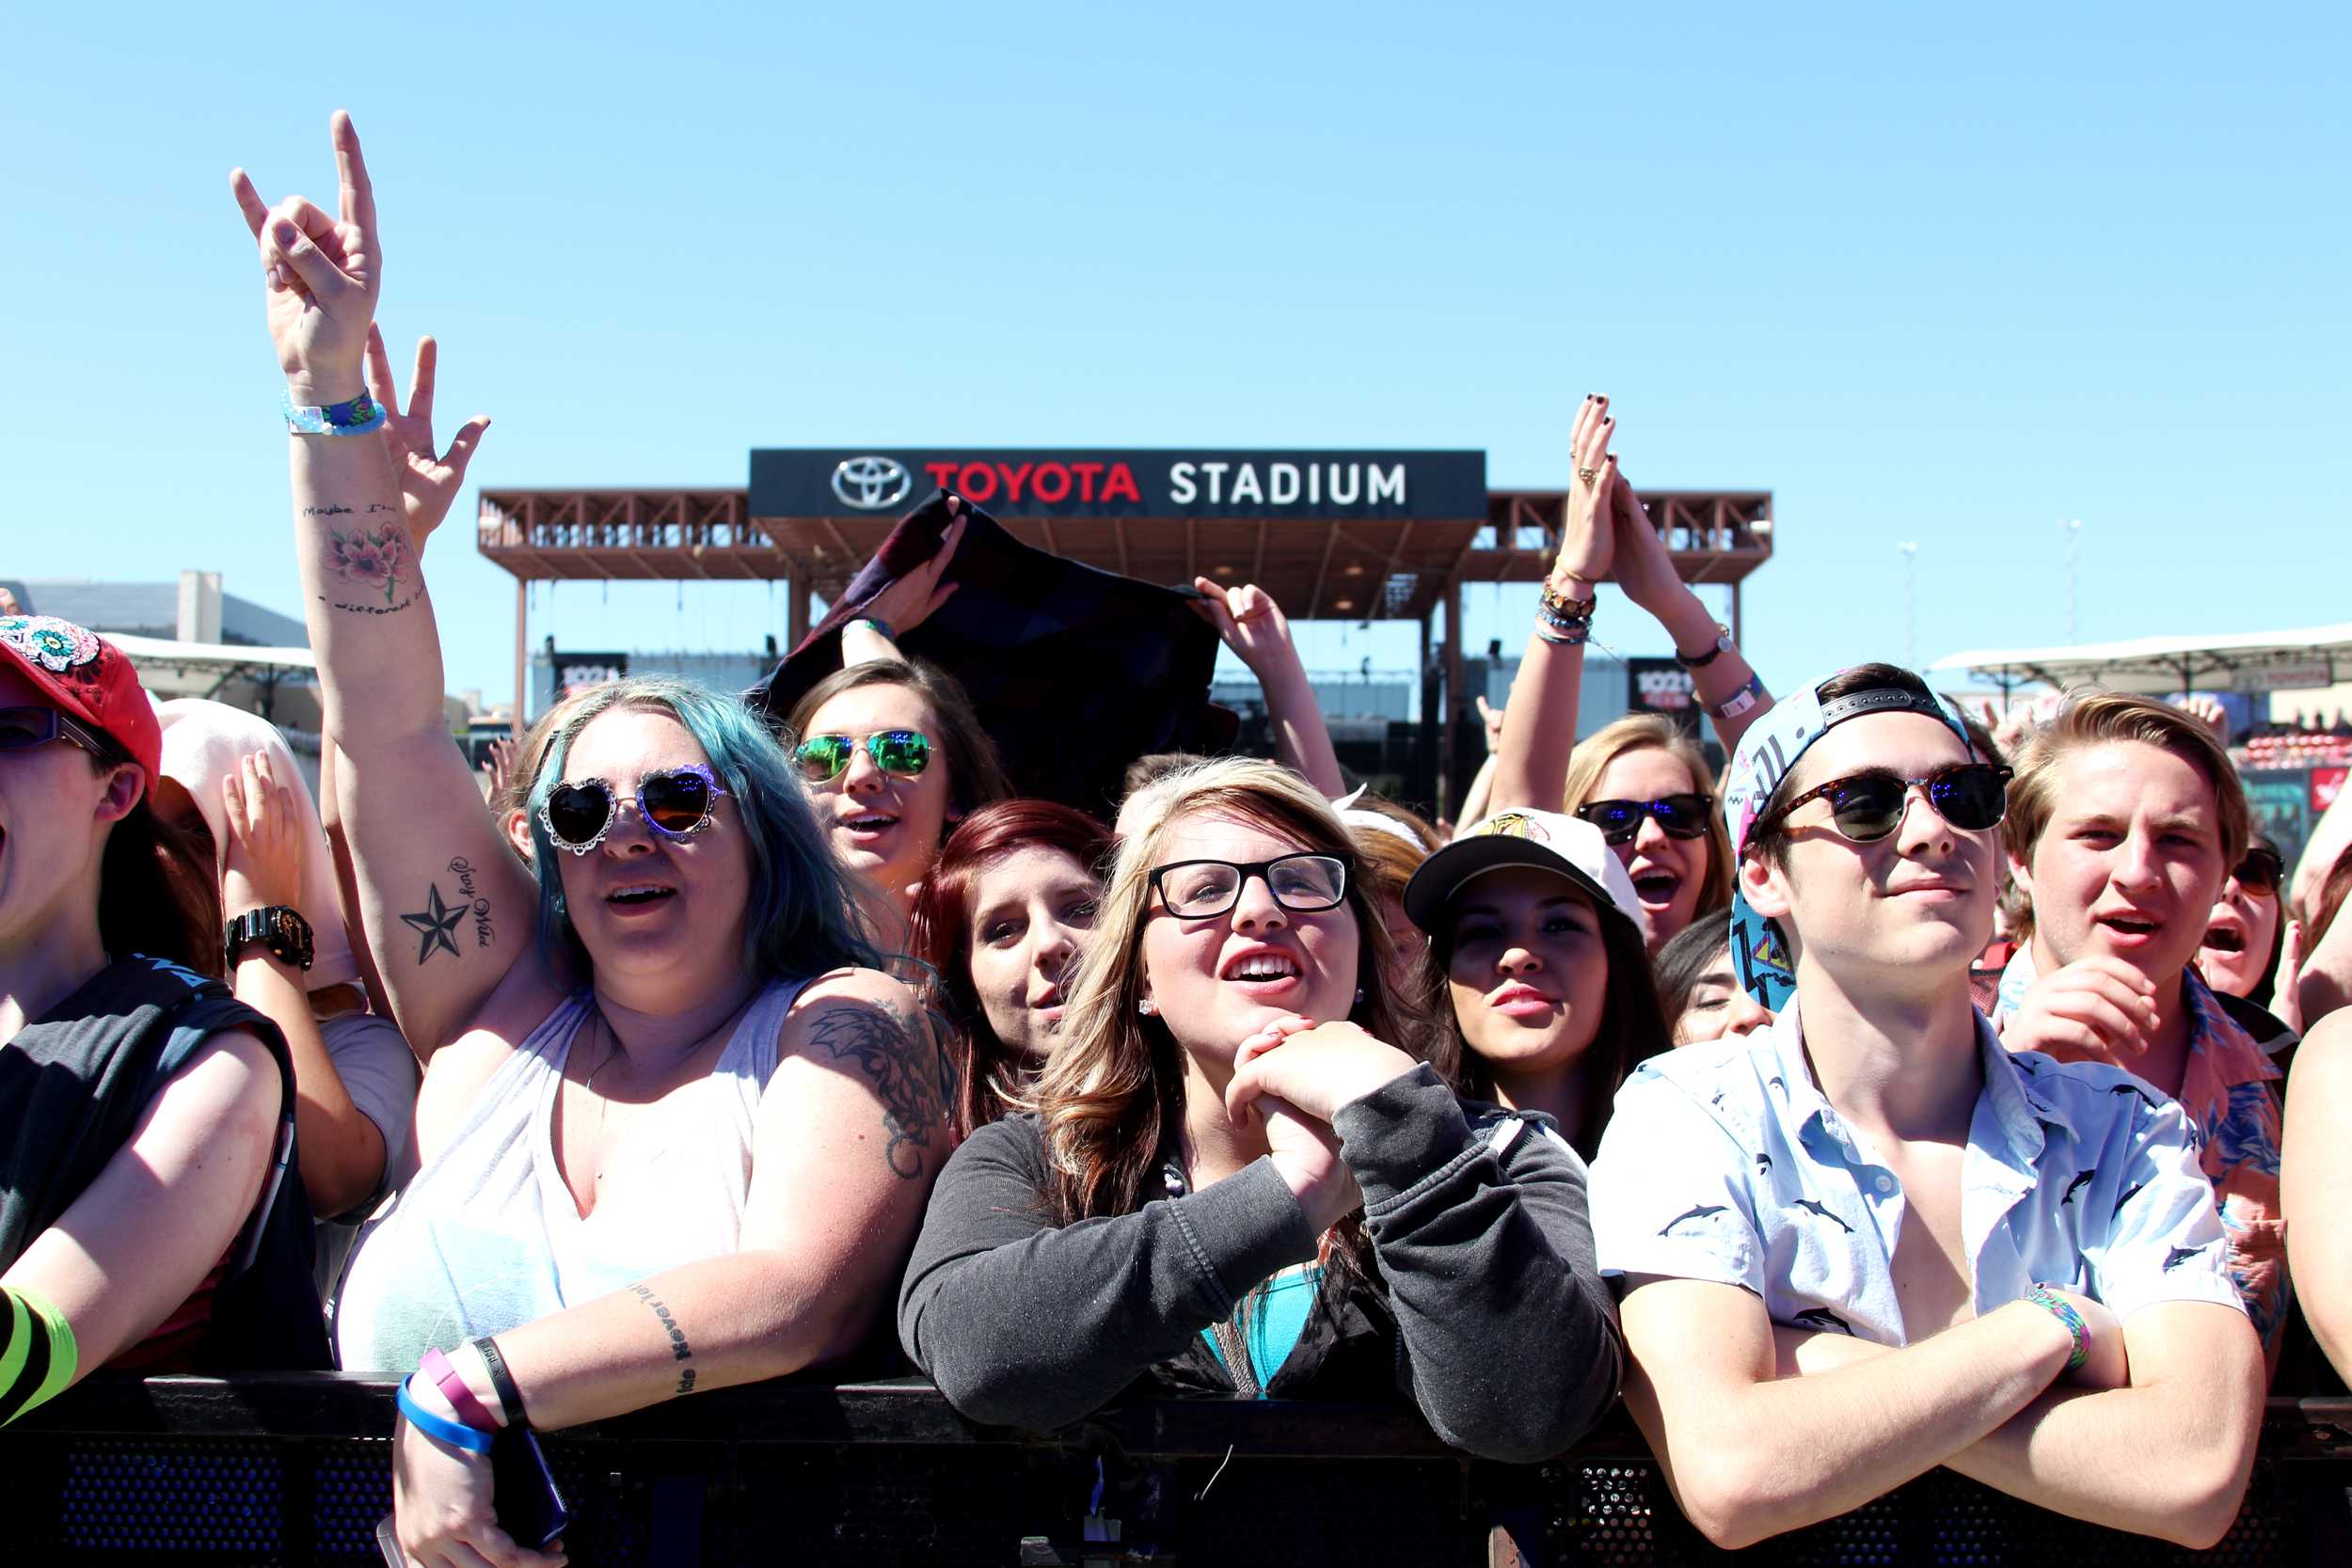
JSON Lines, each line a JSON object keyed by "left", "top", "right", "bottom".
{"left": 832, "top": 456, "right": 913, "bottom": 511}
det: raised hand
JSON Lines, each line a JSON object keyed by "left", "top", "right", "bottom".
{"left": 1607, "top": 466, "right": 1686, "bottom": 613}
{"left": 219, "top": 751, "right": 308, "bottom": 917}
{"left": 862, "top": 514, "right": 967, "bottom": 638}
{"left": 1188, "top": 578, "right": 1304, "bottom": 676}
{"left": 2178, "top": 695, "right": 2231, "bottom": 747}
{"left": 2001, "top": 956, "right": 2162, "bottom": 1066}
{"left": 363, "top": 326, "right": 491, "bottom": 553}
{"left": 1551, "top": 394, "right": 1617, "bottom": 589}
{"left": 230, "top": 111, "right": 381, "bottom": 398}
{"left": 1476, "top": 694, "right": 1506, "bottom": 756}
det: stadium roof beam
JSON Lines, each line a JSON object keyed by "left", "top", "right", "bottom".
{"left": 1928, "top": 625, "right": 2352, "bottom": 698}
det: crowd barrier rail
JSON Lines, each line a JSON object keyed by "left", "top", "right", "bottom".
{"left": 2, "top": 1375, "right": 2346, "bottom": 1567}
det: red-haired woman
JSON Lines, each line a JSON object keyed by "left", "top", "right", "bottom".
{"left": 908, "top": 800, "right": 1112, "bottom": 1142}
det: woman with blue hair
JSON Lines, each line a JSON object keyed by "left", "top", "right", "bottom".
{"left": 237, "top": 114, "right": 946, "bottom": 1568}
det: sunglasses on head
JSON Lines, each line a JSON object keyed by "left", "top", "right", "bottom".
{"left": 2232, "top": 845, "right": 2284, "bottom": 895}
{"left": 0, "top": 705, "right": 112, "bottom": 760}
{"left": 793, "top": 729, "right": 931, "bottom": 784}
{"left": 538, "top": 764, "right": 728, "bottom": 856}
{"left": 1575, "top": 792, "right": 1715, "bottom": 845}
{"left": 1759, "top": 762, "right": 2011, "bottom": 844}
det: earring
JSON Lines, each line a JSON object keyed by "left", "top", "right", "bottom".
{"left": 1137, "top": 998, "right": 1158, "bottom": 1017}
{"left": 1354, "top": 987, "right": 1366, "bottom": 1008}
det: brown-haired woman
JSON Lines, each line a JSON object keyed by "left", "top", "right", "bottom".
{"left": 898, "top": 758, "right": 1620, "bottom": 1460}
{"left": 786, "top": 657, "right": 1012, "bottom": 948}
{"left": 907, "top": 799, "right": 1112, "bottom": 1142}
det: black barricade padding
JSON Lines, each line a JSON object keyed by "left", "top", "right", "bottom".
{"left": 0, "top": 1376, "right": 2345, "bottom": 1566}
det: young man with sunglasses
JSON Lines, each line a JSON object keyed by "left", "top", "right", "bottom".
{"left": 1590, "top": 663, "right": 2261, "bottom": 1550}
{"left": 1993, "top": 691, "right": 2290, "bottom": 1367}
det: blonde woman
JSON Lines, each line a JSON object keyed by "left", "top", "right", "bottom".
{"left": 1563, "top": 714, "right": 1736, "bottom": 950}
{"left": 898, "top": 759, "right": 1619, "bottom": 1461}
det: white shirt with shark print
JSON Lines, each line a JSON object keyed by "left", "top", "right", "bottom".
{"left": 1589, "top": 999, "right": 2243, "bottom": 1343}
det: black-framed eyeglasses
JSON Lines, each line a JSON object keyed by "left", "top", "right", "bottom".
{"left": 0, "top": 705, "right": 111, "bottom": 760}
{"left": 1575, "top": 792, "right": 1715, "bottom": 846}
{"left": 1757, "top": 763, "right": 2011, "bottom": 845}
{"left": 538, "top": 764, "right": 730, "bottom": 856}
{"left": 794, "top": 729, "right": 931, "bottom": 784}
{"left": 1149, "top": 853, "right": 1350, "bottom": 920}
{"left": 2232, "top": 845, "right": 2284, "bottom": 895}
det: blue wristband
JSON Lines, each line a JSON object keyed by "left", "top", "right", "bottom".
{"left": 281, "top": 388, "right": 389, "bottom": 436}
{"left": 396, "top": 1376, "right": 496, "bottom": 1453}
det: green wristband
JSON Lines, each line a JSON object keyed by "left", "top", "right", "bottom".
{"left": 2024, "top": 1282, "right": 2090, "bottom": 1371}
{"left": 0, "top": 1285, "right": 79, "bottom": 1425}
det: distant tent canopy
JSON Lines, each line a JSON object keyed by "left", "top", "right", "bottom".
{"left": 1929, "top": 625, "right": 2352, "bottom": 698}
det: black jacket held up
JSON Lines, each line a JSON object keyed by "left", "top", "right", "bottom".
{"left": 898, "top": 1063, "right": 1621, "bottom": 1464}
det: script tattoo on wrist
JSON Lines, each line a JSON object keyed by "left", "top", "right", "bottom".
{"left": 806, "top": 999, "right": 943, "bottom": 1179}
{"left": 314, "top": 510, "right": 419, "bottom": 614}
{"left": 628, "top": 1284, "right": 696, "bottom": 1395}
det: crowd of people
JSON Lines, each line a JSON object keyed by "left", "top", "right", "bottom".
{"left": 4, "top": 112, "right": 2352, "bottom": 1566}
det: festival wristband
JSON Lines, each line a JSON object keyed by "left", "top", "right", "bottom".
{"left": 396, "top": 1375, "right": 496, "bottom": 1453}
{"left": 849, "top": 615, "right": 894, "bottom": 641}
{"left": 280, "top": 388, "right": 389, "bottom": 436}
{"left": 1709, "top": 672, "right": 1768, "bottom": 721}
{"left": 421, "top": 1347, "right": 501, "bottom": 1434}
{"left": 2023, "top": 1283, "right": 2090, "bottom": 1371}
{"left": 473, "top": 1335, "right": 526, "bottom": 1429}
{"left": 0, "top": 1285, "right": 79, "bottom": 1427}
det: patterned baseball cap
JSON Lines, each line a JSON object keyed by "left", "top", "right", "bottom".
{"left": 1403, "top": 806, "right": 1648, "bottom": 942}
{"left": 0, "top": 616, "right": 163, "bottom": 800}
{"left": 1721, "top": 669, "right": 1971, "bottom": 1008}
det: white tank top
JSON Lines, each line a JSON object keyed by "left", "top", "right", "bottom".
{"left": 333, "top": 977, "right": 806, "bottom": 1371}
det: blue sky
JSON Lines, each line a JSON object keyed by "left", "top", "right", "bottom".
{"left": 5, "top": 4, "right": 2344, "bottom": 709}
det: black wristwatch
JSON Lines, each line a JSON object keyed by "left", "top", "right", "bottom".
{"left": 1675, "top": 621, "right": 1736, "bottom": 671}
{"left": 224, "top": 905, "right": 315, "bottom": 973}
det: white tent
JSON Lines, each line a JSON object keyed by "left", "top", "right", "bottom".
{"left": 105, "top": 633, "right": 314, "bottom": 699}
{"left": 1928, "top": 626, "right": 2352, "bottom": 698}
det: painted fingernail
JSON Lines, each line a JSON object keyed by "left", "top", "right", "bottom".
{"left": 270, "top": 218, "right": 298, "bottom": 245}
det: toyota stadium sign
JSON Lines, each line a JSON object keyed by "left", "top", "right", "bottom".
{"left": 752, "top": 449, "right": 1487, "bottom": 521}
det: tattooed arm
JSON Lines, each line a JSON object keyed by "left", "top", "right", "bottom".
{"left": 422, "top": 965, "right": 946, "bottom": 1436}
{"left": 233, "top": 114, "right": 542, "bottom": 1060}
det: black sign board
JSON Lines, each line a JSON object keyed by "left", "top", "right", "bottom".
{"left": 1628, "top": 657, "right": 1701, "bottom": 734}
{"left": 553, "top": 651, "right": 628, "bottom": 697}
{"left": 751, "top": 449, "right": 1487, "bottom": 521}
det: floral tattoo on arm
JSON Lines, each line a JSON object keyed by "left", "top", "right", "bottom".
{"left": 310, "top": 502, "right": 418, "bottom": 614}
{"left": 806, "top": 1000, "right": 945, "bottom": 1179}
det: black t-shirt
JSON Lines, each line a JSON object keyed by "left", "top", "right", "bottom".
{"left": 0, "top": 954, "right": 328, "bottom": 1370}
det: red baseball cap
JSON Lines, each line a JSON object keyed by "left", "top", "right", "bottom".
{"left": 0, "top": 615, "right": 164, "bottom": 800}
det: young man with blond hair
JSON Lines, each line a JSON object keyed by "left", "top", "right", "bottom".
{"left": 1994, "top": 690, "right": 2288, "bottom": 1360}
{"left": 1592, "top": 663, "right": 2261, "bottom": 1550}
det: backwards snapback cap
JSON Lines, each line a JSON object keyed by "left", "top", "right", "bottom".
{"left": 1721, "top": 670, "right": 1971, "bottom": 1009}
{"left": 1403, "top": 806, "right": 1648, "bottom": 943}
{"left": 0, "top": 616, "right": 162, "bottom": 800}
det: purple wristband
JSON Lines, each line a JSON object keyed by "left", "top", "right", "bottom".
{"left": 421, "top": 1347, "right": 501, "bottom": 1433}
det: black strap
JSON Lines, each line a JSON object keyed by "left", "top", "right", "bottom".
{"left": 474, "top": 1336, "right": 526, "bottom": 1429}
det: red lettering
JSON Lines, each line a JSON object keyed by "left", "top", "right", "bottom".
{"left": 924, "top": 461, "right": 961, "bottom": 493}
{"left": 996, "top": 462, "right": 1033, "bottom": 503}
{"left": 957, "top": 462, "right": 997, "bottom": 502}
{"left": 1100, "top": 463, "right": 1141, "bottom": 505}
{"left": 1068, "top": 461, "right": 1104, "bottom": 502}
{"left": 1031, "top": 463, "right": 1072, "bottom": 504}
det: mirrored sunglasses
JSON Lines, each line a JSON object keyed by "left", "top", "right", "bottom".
{"left": 538, "top": 764, "right": 728, "bottom": 856}
{"left": 794, "top": 729, "right": 931, "bottom": 784}
{"left": 1575, "top": 792, "right": 1715, "bottom": 845}
{"left": 1763, "top": 762, "right": 2010, "bottom": 844}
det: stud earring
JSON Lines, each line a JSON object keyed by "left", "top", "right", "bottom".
{"left": 1137, "top": 998, "right": 1158, "bottom": 1017}
{"left": 1354, "top": 987, "right": 1366, "bottom": 1008}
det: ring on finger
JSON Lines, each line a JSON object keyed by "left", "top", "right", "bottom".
{"left": 1576, "top": 466, "right": 1602, "bottom": 485}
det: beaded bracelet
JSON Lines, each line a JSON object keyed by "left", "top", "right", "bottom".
{"left": 2023, "top": 1283, "right": 2090, "bottom": 1371}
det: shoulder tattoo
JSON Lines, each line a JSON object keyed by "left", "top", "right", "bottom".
{"left": 805, "top": 998, "right": 944, "bottom": 1180}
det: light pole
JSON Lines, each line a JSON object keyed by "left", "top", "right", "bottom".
{"left": 1899, "top": 541, "right": 1919, "bottom": 671}
{"left": 2064, "top": 518, "right": 2082, "bottom": 643}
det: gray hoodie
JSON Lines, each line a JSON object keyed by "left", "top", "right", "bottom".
{"left": 898, "top": 1063, "right": 1621, "bottom": 1463}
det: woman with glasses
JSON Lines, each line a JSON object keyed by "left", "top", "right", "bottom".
{"left": 2197, "top": 835, "right": 2289, "bottom": 1013}
{"left": 907, "top": 800, "right": 1112, "bottom": 1143}
{"left": 1484, "top": 397, "right": 1756, "bottom": 954}
{"left": 237, "top": 114, "right": 944, "bottom": 1568}
{"left": 785, "top": 657, "right": 1012, "bottom": 952}
{"left": 0, "top": 617, "right": 329, "bottom": 1431}
{"left": 899, "top": 758, "right": 1620, "bottom": 1459}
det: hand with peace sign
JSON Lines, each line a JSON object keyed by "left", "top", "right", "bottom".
{"left": 230, "top": 110, "right": 381, "bottom": 400}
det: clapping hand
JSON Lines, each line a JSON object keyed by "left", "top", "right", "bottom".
{"left": 364, "top": 326, "right": 491, "bottom": 554}
{"left": 230, "top": 111, "right": 381, "bottom": 399}
{"left": 1607, "top": 466, "right": 1686, "bottom": 614}
{"left": 1551, "top": 395, "right": 1617, "bottom": 588}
